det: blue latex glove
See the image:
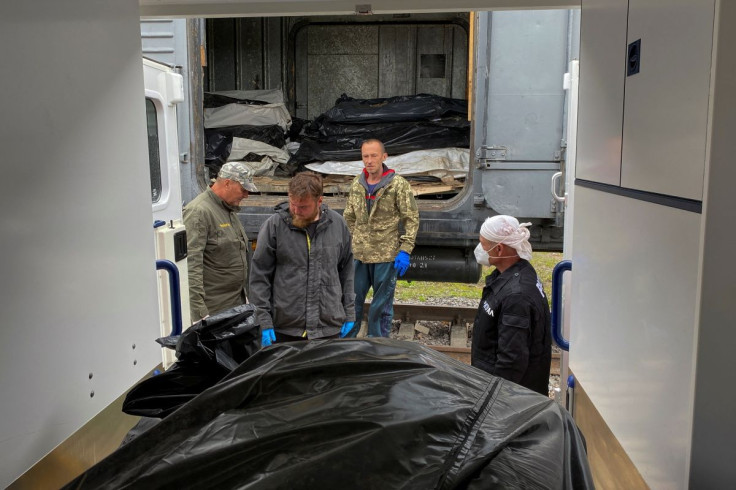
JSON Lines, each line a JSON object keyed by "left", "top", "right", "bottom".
{"left": 340, "top": 321, "right": 355, "bottom": 338}
{"left": 261, "top": 327, "right": 276, "bottom": 347}
{"left": 393, "top": 250, "right": 410, "bottom": 277}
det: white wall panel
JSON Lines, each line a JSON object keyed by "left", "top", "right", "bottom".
{"left": 576, "top": 0, "right": 628, "bottom": 185}
{"left": 689, "top": 2, "right": 736, "bottom": 484}
{"left": 0, "top": 1, "right": 160, "bottom": 486}
{"left": 570, "top": 186, "right": 700, "bottom": 489}
{"left": 621, "top": 0, "right": 714, "bottom": 200}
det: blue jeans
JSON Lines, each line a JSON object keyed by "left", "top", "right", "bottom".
{"left": 346, "top": 261, "right": 397, "bottom": 338}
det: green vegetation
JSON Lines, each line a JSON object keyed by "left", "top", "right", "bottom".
{"left": 392, "top": 251, "right": 564, "bottom": 304}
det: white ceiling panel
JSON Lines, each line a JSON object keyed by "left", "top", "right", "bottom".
{"left": 139, "top": 0, "right": 579, "bottom": 18}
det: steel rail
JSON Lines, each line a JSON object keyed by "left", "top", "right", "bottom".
{"left": 361, "top": 302, "right": 561, "bottom": 374}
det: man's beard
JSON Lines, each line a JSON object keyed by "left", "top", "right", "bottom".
{"left": 291, "top": 209, "right": 319, "bottom": 228}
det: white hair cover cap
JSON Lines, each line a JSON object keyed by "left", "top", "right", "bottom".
{"left": 479, "top": 215, "right": 533, "bottom": 260}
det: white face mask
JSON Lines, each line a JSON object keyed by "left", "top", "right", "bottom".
{"left": 474, "top": 242, "right": 495, "bottom": 266}
{"left": 475, "top": 241, "right": 518, "bottom": 266}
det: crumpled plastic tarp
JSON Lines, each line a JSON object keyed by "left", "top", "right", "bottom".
{"left": 67, "top": 337, "right": 593, "bottom": 489}
{"left": 306, "top": 147, "right": 469, "bottom": 180}
{"left": 285, "top": 94, "right": 470, "bottom": 169}
{"left": 315, "top": 114, "right": 469, "bottom": 138}
{"left": 229, "top": 138, "right": 290, "bottom": 164}
{"left": 205, "top": 103, "right": 292, "bottom": 130}
{"left": 205, "top": 124, "right": 285, "bottom": 169}
{"left": 121, "top": 305, "right": 260, "bottom": 419}
{"left": 286, "top": 121, "right": 470, "bottom": 169}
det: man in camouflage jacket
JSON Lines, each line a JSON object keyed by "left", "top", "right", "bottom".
{"left": 183, "top": 162, "right": 257, "bottom": 322}
{"left": 342, "top": 139, "right": 419, "bottom": 337}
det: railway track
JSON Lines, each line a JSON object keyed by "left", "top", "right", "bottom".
{"left": 363, "top": 302, "right": 561, "bottom": 375}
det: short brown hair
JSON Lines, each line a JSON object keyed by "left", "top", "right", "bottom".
{"left": 288, "top": 171, "right": 323, "bottom": 200}
{"left": 362, "top": 138, "right": 386, "bottom": 154}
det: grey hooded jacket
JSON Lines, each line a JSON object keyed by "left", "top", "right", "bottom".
{"left": 249, "top": 202, "right": 355, "bottom": 338}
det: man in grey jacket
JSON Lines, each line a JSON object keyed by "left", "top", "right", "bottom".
{"left": 183, "top": 162, "right": 258, "bottom": 322}
{"left": 249, "top": 172, "right": 355, "bottom": 346}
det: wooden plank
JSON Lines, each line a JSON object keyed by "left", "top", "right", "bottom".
{"left": 427, "top": 345, "right": 471, "bottom": 364}
{"left": 252, "top": 175, "right": 352, "bottom": 195}
{"left": 411, "top": 184, "right": 457, "bottom": 196}
{"left": 573, "top": 375, "right": 649, "bottom": 489}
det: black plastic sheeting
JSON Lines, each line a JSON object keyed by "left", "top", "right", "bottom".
{"left": 122, "top": 305, "right": 260, "bottom": 419}
{"left": 288, "top": 118, "right": 470, "bottom": 168}
{"left": 285, "top": 94, "right": 470, "bottom": 172}
{"left": 67, "top": 336, "right": 593, "bottom": 489}
{"left": 320, "top": 93, "right": 468, "bottom": 124}
{"left": 205, "top": 124, "right": 286, "bottom": 172}
{"left": 315, "top": 114, "right": 469, "bottom": 138}
{"left": 286, "top": 117, "right": 311, "bottom": 142}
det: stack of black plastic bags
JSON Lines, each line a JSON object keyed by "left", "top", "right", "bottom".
{"left": 288, "top": 93, "right": 470, "bottom": 171}
{"left": 205, "top": 93, "right": 471, "bottom": 177}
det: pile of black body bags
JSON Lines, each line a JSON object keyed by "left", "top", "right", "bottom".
{"left": 64, "top": 305, "right": 593, "bottom": 489}
{"left": 288, "top": 93, "right": 471, "bottom": 170}
{"left": 205, "top": 93, "right": 471, "bottom": 177}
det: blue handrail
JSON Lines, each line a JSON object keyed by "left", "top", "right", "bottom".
{"left": 551, "top": 260, "right": 572, "bottom": 351}
{"left": 155, "top": 259, "right": 183, "bottom": 336}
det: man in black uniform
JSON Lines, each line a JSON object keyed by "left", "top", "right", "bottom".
{"left": 471, "top": 215, "right": 552, "bottom": 395}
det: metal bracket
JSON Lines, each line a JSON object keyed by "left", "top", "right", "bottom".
{"left": 475, "top": 145, "right": 509, "bottom": 168}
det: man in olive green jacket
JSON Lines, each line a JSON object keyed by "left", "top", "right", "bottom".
{"left": 342, "top": 139, "right": 419, "bottom": 337}
{"left": 183, "top": 162, "right": 258, "bottom": 322}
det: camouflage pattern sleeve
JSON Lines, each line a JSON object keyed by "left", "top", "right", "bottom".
{"left": 395, "top": 176, "right": 419, "bottom": 254}
{"left": 342, "top": 178, "right": 360, "bottom": 234}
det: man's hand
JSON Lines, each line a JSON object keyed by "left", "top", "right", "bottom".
{"left": 393, "top": 250, "right": 410, "bottom": 277}
{"left": 261, "top": 328, "right": 276, "bottom": 347}
{"left": 340, "top": 321, "right": 355, "bottom": 338}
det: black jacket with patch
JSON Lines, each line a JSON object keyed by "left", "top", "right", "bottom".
{"left": 471, "top": 259, "right": 552, "bottom": 395}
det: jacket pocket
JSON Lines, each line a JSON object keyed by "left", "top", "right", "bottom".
{"left": 319, "top": 281, "right": 344, "bottom": 327}
{"left": 497, "top": 314, "right": 530, "bottom": 363}
{"left": 501, "top": 314, "right": 529, "bottom": 330}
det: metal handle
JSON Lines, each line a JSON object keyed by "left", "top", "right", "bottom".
{"left": 551, "top": 260, "right": 571, "bottom": 351}
{"left": 551, "top": 172, "right": 566, "bottom": 203}
{"left": 156, "top": 259, "right": 183, "bottom": 336}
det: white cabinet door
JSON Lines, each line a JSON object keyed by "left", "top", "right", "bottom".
{"left": 621, "top": 0, "right": 714, "bottom": 200}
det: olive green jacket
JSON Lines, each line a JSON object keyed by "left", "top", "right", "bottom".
{"left": 183, "top": 188, "right": 249, "bottom": 321}
{"left": 343, "top": 167, "right": 419, "bottom": 263}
